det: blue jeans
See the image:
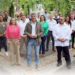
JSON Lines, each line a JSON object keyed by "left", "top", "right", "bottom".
{"left": 27, "top": 39, "right": 40, "bottom": 65}
{"left": 40, "top": 36, "right": 47, "bottom": 54}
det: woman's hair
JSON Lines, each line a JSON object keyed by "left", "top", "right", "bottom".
{"left": 9, "top": 18, "right": 17, "bottom": 25}
{"left": 40, "top": 15, "right": 46, "bottom": 22}
{"left": 0, "top": 14, "right": 3, "bottom": 22}
{"left": 65, "top": 15, "right": 71, "bottom": 25}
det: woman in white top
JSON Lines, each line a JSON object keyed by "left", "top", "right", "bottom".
{"left": 70, "top": 14, "right": 75, "bottom": 48}
{"left": 65, "top": 16, "right": 72, "bottom": 49}
{"left": 53, "top": 16, "right": 71, "bottom": 68}
{"left": 65, "top": 16, "right": 71, "bottom": 27}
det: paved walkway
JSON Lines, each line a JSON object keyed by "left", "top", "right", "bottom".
{"left": 0, "top": 48, "right": 75, "bottom": 75}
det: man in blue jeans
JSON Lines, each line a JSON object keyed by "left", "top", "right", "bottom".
{"left": 24, "top": 13, "right": 43, "bottom": 68}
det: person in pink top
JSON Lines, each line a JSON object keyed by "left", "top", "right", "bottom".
{"left": 6, "top": 18, "right": 21, "bottom": 65}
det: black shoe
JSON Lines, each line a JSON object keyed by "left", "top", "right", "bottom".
{"left": 73, "top": 55, "right": 75, "bottom": 57}
{"left": 72, "top": 46, "right": 75, "bottom": 49}
{"left": 52, "top": 49, "right": 56, "bottom": 52}
{"left": 57, "top": 62, "right": 62, "bottom": 67}
{"left": 46, "top": 49, "right": 48, "bottom": 52}
{"left": 66, "top": 64, "right": 71, "bottom": 69}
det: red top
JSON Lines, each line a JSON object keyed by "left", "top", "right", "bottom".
{"left": 6, "top": 25, "right": 21, "bottom": 39}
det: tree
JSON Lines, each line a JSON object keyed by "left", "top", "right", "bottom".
{"left": 0, "top": 0, "right": 72, "bottom": 16}
{"left": 9, "top": 2, "right": 14, "bottom": 17}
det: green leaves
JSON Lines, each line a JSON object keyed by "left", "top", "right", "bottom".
{"left": 0, "top": 0, "right": 11, "bottom": 11}
{"left": 0, "top": 0, "right": 72, "bottom": 16}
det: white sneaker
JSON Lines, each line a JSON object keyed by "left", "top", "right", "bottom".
{"left": 5, "top": 52, "right": 8, "bottom": 56}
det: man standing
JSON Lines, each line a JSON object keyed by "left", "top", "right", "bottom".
{"left": 3, "top": 11, "right": 11, "bottom": 25}
{"left": 53, "top": 16, "right": 71, "bottom": 68}
{"left": 18, "top": 14, "right": 29, "bottom": 56}
{"left": 46, "top": 15, "right": 57, "bottom": 51}
{"left": 44, "top": 9, "right": 49, "bottom": 20}
{"left": 24, "top": 13, "right": 43, "bottom": 68}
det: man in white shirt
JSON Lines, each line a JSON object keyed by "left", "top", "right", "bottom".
{"left": 16, "top": 14, "right": 22, "bottom": 25}
{"left": 46, "top": 15, "right": 57, "bottom": 51}
{"left": 3, "top": 11, "right": 11, "bottom": 25}
{"left": 18, "top": 14, "right": 29, "bottom": 55}
{"left": 31, "top": 22, "right": 36, "bottom": 36}
{"left": 53, "top": 16, "right": 71, "bottom": 68}
{"left": 70, "top": 14, "right": 75, "bottom": 48}
{"left": 44, "top": 9, "right": 49, "bottom": 20}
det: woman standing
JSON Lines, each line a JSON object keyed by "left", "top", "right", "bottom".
{"left": 0, "top": 14, "right": 8, "bottom": 55}
{"left": 6, "top": 18, "right": 21, "bottom": 65}
{"left": 65, "top": 16, "right": 72, "bottom": 49}
{"left": 70, "top": 13, "right": 75, "bottom": 48}
{"left": 65, "top": 16, "right": 71, "bottom": 27}
{"left": 39, "top": 15, "right": 49, "bottom": 56}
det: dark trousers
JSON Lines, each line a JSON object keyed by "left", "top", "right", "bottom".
{"left": 56, "top": 46, "right": 71, "bottom": 65}
{"left": 0, "top": 36, "right": 7, "bottom": 52}
{"left": 72, "top": 31, "right": 75, "bottom": 48}
{"left": 40, "top": 36, "right": 47, "bottom": 54}
{"left": 46, "top": 31, "right": 54, "bottom": 51}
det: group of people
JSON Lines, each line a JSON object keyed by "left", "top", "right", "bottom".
{"left": 0, "top": 10, "right": 75, "bottom": 69}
